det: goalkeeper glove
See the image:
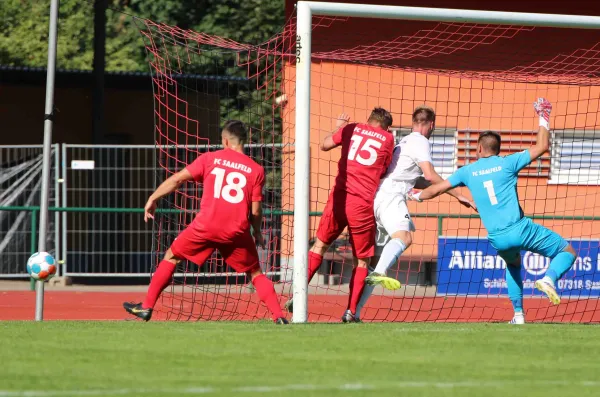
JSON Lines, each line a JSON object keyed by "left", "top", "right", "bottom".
{"left": 533, "top": 98, "right": 552, "bottom": 130}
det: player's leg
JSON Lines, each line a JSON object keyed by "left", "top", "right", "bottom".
{"left": 123, "top": 227, "right": 214, "bottom": 321}
{"left": 365, "top": 196, "right": 413, "bottom": 290}
{"left": 522, "top": 219, "right": 576, "bottom": 305}
{"left": 342, "top": 198, "right": 378, "bottom": 322}
{"left": 308, "top": 238, "right": 331, "bottom": 282}
{"left": 342, "top": 254, "right": 370, "bottom": 323}
{"left": 310, "top": 194, "right": 346, "bottom": 282}
{"left": 221, "top": 233, "right": 287, "bottom": 324}
{"left": 545, "top": 245, "right": 577, "bottom": 285}
{"left": 355, "top": 224, "right": 388, "bottom": 320}
{"left": 497, "top": 249, "right": 525, "bottom": 324}
{"left": 489, "top": 225, "right": 527, "bottom": 323}
{"left": 285, "top": 194, "right": 345, "bottom": 313}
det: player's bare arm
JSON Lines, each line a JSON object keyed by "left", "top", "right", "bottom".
{"left": 418, "top": 161, "right": 475, "bottom": 209}
{"left": 418, "top": 179, "right": 453, "bottom": 201}
{"left": 529, "top": 98, "right": 552, "bottom": 161}
{"left": 250, "top": 201, "right": 265, "bottom": 248}
{"left": 320, "top": 113, "right": 350, "bottom": 151}
{"left": 144, "top": 168, "right": 194, "bottom": 222}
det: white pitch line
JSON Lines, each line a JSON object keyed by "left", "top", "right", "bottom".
{"left": 1, "top": 381, "right": 599, "bottom": 396}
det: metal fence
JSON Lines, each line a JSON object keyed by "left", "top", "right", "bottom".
{"left": 62, "top": 145, "right": 158, "bottom": 276}
{"left": 0, "top": 145, "right": 59, "bottom": 277}
{"left": 0, "top": 144, "right": 285, "bottom": 278}
{"left": 2, "top": 144, "right": 600, "bottom": 282}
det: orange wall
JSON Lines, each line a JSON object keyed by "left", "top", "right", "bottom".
{"left": 276, "top": 0, "right": 600, "bottom": 262}
{"left": 280, "top": 64, "right": 600, "bottom": 260}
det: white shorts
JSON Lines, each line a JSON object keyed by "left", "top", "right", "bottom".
{"left": 373, "top": 194, "right": 415, "bottom": 255}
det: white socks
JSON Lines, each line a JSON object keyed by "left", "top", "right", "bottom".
{"left": 355, "top": 238, "right": 407, "bottom": 319}
{"left": 374, "top": 238, "right": 407, "bottom": 274}
{"left": 355, "top": 280, "right": 374, "bottom": 319}
{"left": 541, "top": 275, "right": 555, "bottom": 287}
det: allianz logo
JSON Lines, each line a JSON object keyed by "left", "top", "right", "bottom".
{"left": 448, "top": 250, "right": 596, "bottom": 276}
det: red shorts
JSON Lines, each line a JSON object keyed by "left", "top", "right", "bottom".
{"left": 316, "top": 192, "right": 375, "bottom": 259}
{"left": 170, "top": 225, "right": 260, "bottom": 273}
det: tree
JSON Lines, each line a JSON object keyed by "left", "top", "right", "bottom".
{"left": 0, "top": 0, "right": 95, "bottom": 69}
{"left": 0, "top": 0, "right": 284, "bottom": 72}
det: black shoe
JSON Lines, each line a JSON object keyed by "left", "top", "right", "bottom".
{"left": 123, "top": 302, "right": 153, "bottom": 321}
{"left": 275, "top": 317, "right": 289, "bottom": 325}
{"left": 342, "top": 309, "right": 359, "bottom": 323}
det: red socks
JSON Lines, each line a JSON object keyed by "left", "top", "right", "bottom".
{"left": 253, "top": 274, "right": 284, "bottom": 321}
{"left": 308, "top": 251, "right": 323, "bottom": 282}
{"left": 347, "top": 267, "right": 368, "bottom": 313}
{"left": 142, "top": 260, "right": 176, "bottom": 309}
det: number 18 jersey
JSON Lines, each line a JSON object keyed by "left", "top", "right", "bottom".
{"left": 185, "top": 149, "right": 265, "bottom": 241}
{"left": 332, "top": 123, "right": 394, "bottom": 201}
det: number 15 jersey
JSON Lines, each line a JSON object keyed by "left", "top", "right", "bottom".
{"left": 186, "top": 149, "right": 265, "bottom": 241}
{"left": 332, "top": 123, "right": 394, "bottom": 201}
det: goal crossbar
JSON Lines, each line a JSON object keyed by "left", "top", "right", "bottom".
{"left": 299, "top": 2, "right": 600, "bottom": 28}
{"left": 292, "top": 1, "right": 600, "bottom": 323}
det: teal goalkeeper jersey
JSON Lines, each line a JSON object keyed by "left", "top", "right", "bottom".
{"left": 447, "top": 150, "right": 532, "bottom": 234}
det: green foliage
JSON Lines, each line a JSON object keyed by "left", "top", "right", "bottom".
{"left": 192, "top": 0, "right": 286, "bottom": 43}
{"left": 0, "top": 0, "right": 286, "bottom": 143}
{"left": 0, "top": 0, "right": 284, "bottom": 71}
{"left": 1, "top": 0, "right": 92, "bottom": 69}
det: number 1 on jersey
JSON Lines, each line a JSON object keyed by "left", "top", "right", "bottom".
{"left": 483, "top": 180, "right": 498, "bottom": 205}
{"left": 211, "top": 167, "right": 247, "bottom": 204}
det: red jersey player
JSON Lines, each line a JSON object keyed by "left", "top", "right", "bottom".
{"left": 286, "top": 108, "right": 395, "bottom": 322}
{"left": 123, "top": 120, "right": 287, "bottom": 324}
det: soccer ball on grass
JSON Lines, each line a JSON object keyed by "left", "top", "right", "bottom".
{"left": 26, "top": 252, "right": 57, "bottom": 281}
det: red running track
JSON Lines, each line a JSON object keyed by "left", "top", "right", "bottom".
{"left": 1, "top": 291, "right": 599, "bottom": 323}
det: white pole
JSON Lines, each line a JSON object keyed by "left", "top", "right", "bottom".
{"left": 302, "top": 1, "right": 600, "bottom": 28}
{"left": 36, "top": 0, "right": 60, "bottom": 322}
{"left": 292, "top": 2, "right": 312, "bottom": 323}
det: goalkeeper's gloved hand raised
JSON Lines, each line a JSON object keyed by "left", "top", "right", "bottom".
{"left": 534, "top": 98, "right": 552, "bottom": 130}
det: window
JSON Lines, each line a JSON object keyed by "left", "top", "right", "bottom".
{"left": 457, "top": 130, "right": 550, "bottom": 177}
{"left": 391, "top": 128, "right": 457, "bottom": 178}
{"left": 550, "top": 131, "right": 600, "bottom": 185}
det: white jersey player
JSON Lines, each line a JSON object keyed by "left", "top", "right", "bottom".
{"left": 355, "top": 106, "right": 475, "bottom": 320}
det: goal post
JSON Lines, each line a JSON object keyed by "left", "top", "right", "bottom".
{"left": 293, "top": 2, "right": 600, "bottom": 323}
{"left": 138, "top": 2, "right": 600, "bottom": 324}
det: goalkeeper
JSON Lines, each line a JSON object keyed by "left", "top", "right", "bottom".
{"left": 416, "top": 98, "right": 577, "bottom": 324}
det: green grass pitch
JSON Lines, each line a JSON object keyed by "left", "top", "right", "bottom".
{"left": 0, "top": 322, "right": 598, "bottom": 397}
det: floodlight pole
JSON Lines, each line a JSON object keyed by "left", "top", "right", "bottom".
{"left": 35, "top": 0, "right": 60, "bottom": 322}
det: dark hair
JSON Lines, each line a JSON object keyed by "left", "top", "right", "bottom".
{"left": 222, "top": 120, "right": 247, "bottom": 143}
{"left": 478, "top": 130, "right": 501, "bottom": 155}
{"left": 412, "top": 105, "right": 436, "bottom": 125}
{"left": 367, "top": 107, "right": 393, "bottom": 129}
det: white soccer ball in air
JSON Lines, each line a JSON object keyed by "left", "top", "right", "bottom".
{"left": 275, "top": 94, "right": 288, "bottom": 106}
{"left": 26, "top": 252, "right": 57, "bottom": 281}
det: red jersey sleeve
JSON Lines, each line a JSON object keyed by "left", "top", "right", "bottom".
{"left": 186, "top": 155, "right": 206, "bottom": 182}
{"left": 252, "top": 167, "right": 265, "bottom": 202}
{"left": 332, "top": 123, "right": 355, "bottom": 145}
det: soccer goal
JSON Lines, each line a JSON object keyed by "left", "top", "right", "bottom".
{"left": 136, "top": 2, "right": 600, "bottom": 323}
